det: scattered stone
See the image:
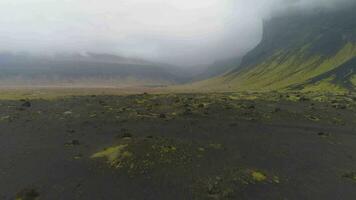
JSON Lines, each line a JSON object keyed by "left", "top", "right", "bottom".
{"left": 183, "top": 109, "right": 192, "bottom": 115}
{"left": 248, "top": 105, "right": 255, "bottom": 109}
{"left": 332, "top": 104, "right": 346, "bottom": 109}
{"left": 331, "top": 100, "right": 338, "bottom": 104}
{"left": 63, "top": 111, "right": 72, "bottom": 115}
{"left": 343, "top": 171, "right": 356, "bottom": 181}
{"left": 198, "top": 104, "right": 205, "bottom": 108}
{"left": 339, "top": 105, "right": 346, "bottom": 109}
{"left": 0, "top": 115, "right": 10, "bottom": 121}
{"left": 73, "top": 154, "right": 83, "bottom": 160}
{"left": 299, "top": 97, "right": 309, "bottom": 102}
{"left": 251, "top": 171, "right": 267, "bottom": 182}
{"left": 120, "top": 132, "right": 133, "bottom": 138}
{"left": 66, "top": 140, "right": 80, "bottom": 146}
{"left": 21, "top": 101, "right": 31, "bottom": 108}
{"left": 317, "top": 132, "right": 330, "bottom": 137}
{"left": 229, "top": 123, "right": 237, "bottom": 127}
{"left": 306, "top": 115, "right": 320, "bottom": 121}
{"left": 66, "top": 129, "right": 76, "bottom": 134}
{"left": 99, "top": 100, "right": 106, "bottom": 106}
{"left": 198, "top": 147, "right": 205, "bottom": 152}
{"left": 16, "top": 188, "right": 39, "bottom": 200}
{"left": 274, "top": 108, "right": 281, "bottom": 112}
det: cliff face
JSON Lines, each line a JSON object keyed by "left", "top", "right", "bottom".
{"left": 210, "top": 4, "right": 356, "bottom": 92}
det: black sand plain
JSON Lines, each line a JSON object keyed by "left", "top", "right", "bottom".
{"left": 1, "top": 91, "right": 356, "bottom": 200}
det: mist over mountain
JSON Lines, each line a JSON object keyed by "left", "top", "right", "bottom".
{"left": 0, "top": 0, "right": 356, "bottom": 88}
{"left": 0, "top": 52, "right": 190, "bottom": 87}
{"left": 1, "top": 0, "right": 354, "bottom": 66}
{"left": 194, "top": 2, "right": 356, "bottom": 92}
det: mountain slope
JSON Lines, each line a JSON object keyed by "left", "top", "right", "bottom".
{"left": 196, "top": 4, "right": 356, "bottom": 92}
{"left": 0, "top": 53, "right": 187, "bottom": 87}
{"left": 194, "top": 56, "right": 242, "bottom": 81}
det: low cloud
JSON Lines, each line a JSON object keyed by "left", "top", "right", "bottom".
{"left": 0, "top": 0, "right": 353, "bottom": 65}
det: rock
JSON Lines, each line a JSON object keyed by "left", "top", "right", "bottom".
{"left": 66, "top": 140, "right": 80, "bottom": 146}
{"left": 299, "top": 97, "right": 309, "bottom": 101}
{"left": 120, "top": 133, "right": 133, "bottom": 138}
{"left": 21, "top": 101, "right": 31, "bottom": 108}
{"left": 63, "top": 111, "right": 73, "bottom": 115}
{"left": 16, "top": 188, "right": 39, "bottom": 200}
{"left": 248, "top": 105, "right": 255, "bottom": 109}
{"left": 332, "top": 104, "right": 346, "bottom": 109}
{"left": 120, "top": 128, "right": 129, "bottom": 132}
{"left": 338, "top": 105, "right": 347, "bottom": 109}
{"left": 159, "top": 113, "right": 166, "bottom": 118}
{"left": 198, "top": 104, "right": 205, "bottom": 108}
{"left": 183, "top": 109, "right": 192, "bottom": 115}
{"left": 317, "top": 132, "right": 330, "bottom": 137}
{"left": 99, "top": 100, "right": 106, "bottom": 106}
{"left": 66, "top": 129, "right": 76, "bottom": 133}
{"left": 73, "top": 154, "right": 83, "bottom": 160}
{"left": 229, "top": 123, "right": 237, "bottom": 127}
{"left": 343, "top": 172, "right": 356, "bottom": 181}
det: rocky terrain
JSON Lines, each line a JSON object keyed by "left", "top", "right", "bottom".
{"left": 1, "top": 91, "right": 355, "bottom": 199}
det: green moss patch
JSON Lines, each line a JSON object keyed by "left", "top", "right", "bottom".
{"left": 192, "top": 168, "right": 279, "bottom": 199}
{"left": 343, "top": 171, "right": 356, "bottom": 181}
{"left": 15, "top": 188, "right": 40, "bottom": 200}
{"left": 91, "top": 144, "right": 132, "bottom": 167}
{"left": 91, "top": 136, "right": 221, "bottom": 175}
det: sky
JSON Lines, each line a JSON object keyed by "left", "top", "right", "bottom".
{"left": 0, "top": 0, "right": 352, "bottom": 65}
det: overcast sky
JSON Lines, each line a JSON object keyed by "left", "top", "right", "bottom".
{"left": 0, "top": 0, "right": 352, "bottom": 65}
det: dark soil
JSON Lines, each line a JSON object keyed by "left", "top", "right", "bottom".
{"left": 1, "top": 92, "right": 356, "bottom": 200}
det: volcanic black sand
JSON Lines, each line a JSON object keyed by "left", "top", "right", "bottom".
{"left": 1, "top": 92, "right": 356, "bottom": 200}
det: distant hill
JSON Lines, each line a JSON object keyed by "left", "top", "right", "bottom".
{"left": 195, "top": 4, "right": 356, "bottom": 93}
{"left": 193, "top": 56, "right": 242, "bottom": 81}
{"left": 0, "top": 53, "right": 187, "bottom": 87}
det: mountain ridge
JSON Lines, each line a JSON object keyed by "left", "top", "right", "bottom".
{"left": 193, "top": 4, "right": 356, "bottom": 93}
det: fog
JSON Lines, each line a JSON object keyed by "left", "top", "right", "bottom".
{"left": 0, "top": 0, "right": 353, "bottom": 66}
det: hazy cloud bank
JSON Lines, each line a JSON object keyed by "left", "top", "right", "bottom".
{"left": 0, "top": 0, "right": 353, "bottom": 65}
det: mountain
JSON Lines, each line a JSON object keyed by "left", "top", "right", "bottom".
{"left": 0, "top": 53, "right": 187, "bottom": 87}
{"left": 196, "top": 4, "right": 356, "bottom": 92}
{"left": 193, "top": 56, "right": 242, "bottom": 81}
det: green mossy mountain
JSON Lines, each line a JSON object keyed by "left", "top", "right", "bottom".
{"left": 197, "top": 4, "right": 356, "bottom": 92}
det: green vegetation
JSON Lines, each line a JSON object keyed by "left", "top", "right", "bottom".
{"left": 92, "top": 144, "right": 131, "bottom": 167}
{"left": 91, "top": 136, "right": 222, "bottom": 176}
{"left": 15, "top": 189, "right": 40, "bottom": 200}
{"left": 343, "top": 171, "right": 356, "bottom": 181}
{"left": 352, "top": 75, "right": 356, "bottom": 86}
{"left": 183, "top": 6, "right": 356, "bottom": 93}
{"left": 1, "top": 91, "right": 355, "bottom": 199}
{"left": 192, "top": 168, "right": 278, "bottom": 199}
{"left": 301, "top": 77, "right": 348, "bottom": 93}
{"left": 188, "top": 42, "right": 356, "bottom": 93}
